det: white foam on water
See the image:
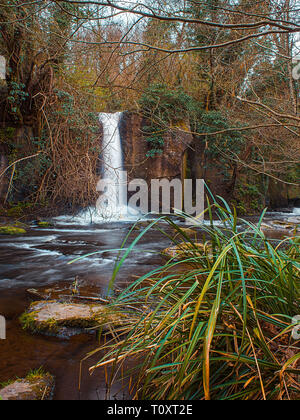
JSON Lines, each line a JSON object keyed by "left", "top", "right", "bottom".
{"left": 81, "top": 257, "right": 114, "bottom": 268}
{"left": 53, "top": 206, "right": 143, "bottom": 225}
{"left": 0, "top": 241, "right": 62, "bottom": 257}
{"left": 0, "top": 235, "right": 58, "bottom": 243}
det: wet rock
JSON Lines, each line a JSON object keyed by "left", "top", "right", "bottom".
{"left": 172, "top": 227, "right": 197, "bottom": 238}
{"left": 37, "top": 221, "right": 52, "bottom": 228}
{"left": 20, "top": 300, "right": 122, "bottom": 336}
{"left": 162, "top": 242, "right": 213, "bottom": 261}
{"left": 26, "top": 288, "right": 50, "bottom": 300}
{"left": 261, "top": 220, "right": 300, "bottom": 233}
{"left": 0, "top": 372, "right": 54, "bottom": 401}
{"left": 26, "top": 282, "right": 110, "bottom": 304}
{"left": 273, "top": 208, "right": 294, "bottom": 214}
{"left": 120, "top": 111, "right": 193, "bottom": 210}
{"left": 287, "top": 217, "right": 300, "bottom": 225}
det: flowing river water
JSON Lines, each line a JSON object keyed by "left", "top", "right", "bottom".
{"left": 0, "top": 108, "right": 299, "bottom": 399}
{"left": 0, "top": 220, "right": 171, "bottom": 400}
{"left": 0, "top": 209, "right": 299, "bottom": 400}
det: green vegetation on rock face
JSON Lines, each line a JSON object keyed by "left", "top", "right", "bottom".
{"left": 20, "top": 309, "right": 57, "bottom": 334}
{"left": 0, "top": 1, "right": 298, "bottom": 213}
{"left": 139, "top": 83, "right": 198, "bottom": 157}
{"left": 138, "top": 84, "right": 250, "bottom": 206}
{"left": 195, "top": 110, "right": 245, "bottom": 174}
{"left": 7, "top": 82, "right": 29, "bottom": 117}
{"left": 3, "top": 203, "right": 34, "bottom": 218}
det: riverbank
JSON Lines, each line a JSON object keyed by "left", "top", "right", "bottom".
{"left": 0, "top": 210, "right": 299, "bottom": 400}
{"left": 0, "top": 221, "right": 170, "bottom": 399}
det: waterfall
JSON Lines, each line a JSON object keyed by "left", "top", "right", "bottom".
{"left": 293, "top": 207, "right": 300, "bottom": 215}
{"left": 97, "top": 112, "right": 128, "bottom": 220}
{"left": 54, "top": 111, "right": 141, "bottom": 225}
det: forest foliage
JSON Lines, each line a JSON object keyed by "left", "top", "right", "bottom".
{"left": 0, "top": 0, "right": 299, "bottom": 211}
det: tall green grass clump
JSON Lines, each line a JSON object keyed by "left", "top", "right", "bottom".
{"left": 87, "top": 200, "right": 300, "bottom": 400}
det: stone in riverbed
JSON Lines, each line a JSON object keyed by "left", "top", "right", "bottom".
{"left": 0, "top": 373, "right": 54, "bottom": 400}
{"left": 162, "top": 241, "right": 213, "bottom": 261}
{"left": 37, "top": 221, "right": 52, "bottom": 228}
{"left": 261, "top": 219, "right": 300, "bottom": 232}
{"left": 287, "top": 217, "right": 300, "bottom": 225}
{"left": 20, "top": 300, "right": 122, "bottom": 336}
{"left": 0, "top": 225, "right": 26, "bottom": 235}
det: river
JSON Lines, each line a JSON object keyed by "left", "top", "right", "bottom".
{"left": 0, "top": 220, "right": 169, "bottom": 400}
{"left": 0, "top": 210, "right": 298, "bottom": 399}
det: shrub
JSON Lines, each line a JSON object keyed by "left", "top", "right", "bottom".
{"left": 88, "top": 199, "right": 300, "bottom": 400}
{"left": 139, "top": 84, "right": 197, "bottom": 157}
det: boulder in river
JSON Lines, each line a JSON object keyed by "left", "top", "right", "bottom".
{"left": 162, "top": 241, "right": 213, "bottom": 261}
{"left": 0, "top": 372, "right": 54, "bottom": 400}
{"left": 20, "top": 300, "right": 123, "bottom": 336}
{"left": 260, "top": 219, "right": 300, "bottom": 233}
{"left": 0, "top": 225, "right": 26, "bottom": 235}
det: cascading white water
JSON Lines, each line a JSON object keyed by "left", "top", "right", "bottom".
{"left": 96, "top": 112, "right": 129, "bottom": 220}
{"left": 293, "top": 207, "right": 300, "bottom": 215}
{"left": 54, "top": 111, "right": 142, "bottom": 224}
{"left": 101, "top": 112, "right": 123, "bottom": 180}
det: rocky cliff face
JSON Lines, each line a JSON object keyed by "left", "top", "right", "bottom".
{"left": 0, "top": 143, "right": 9, "bottom": 204}
{"left": 188, "top": 138, "right": 300, "bottom": 211}
{"left": 119, "top": 111, "right": 193, "bottom": 184}
{"left": 99, "top": 112, "right": 299, "bottom": 212}
{"left": 187, "top": 136, "right": 241, "bottom": 208}
{"left": 119, "top": 112, "right": 148, "bottom": 181}
{"left": 268, "top": 180, "right": 300, "bottom": 209}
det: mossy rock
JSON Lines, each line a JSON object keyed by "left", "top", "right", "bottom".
{"left": 0, "top": 225, "right": 26, "bottom": 235}
{"left": 0, "top": 372, "right": 54, "bottom": 400}
{"left": 20, "top": 300, "right": 124, "bottom": 336}
{"left": 162, "top": 241, "right": 213, "bottom": 261}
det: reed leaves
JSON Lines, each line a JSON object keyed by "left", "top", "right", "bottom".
{"left": 90, "top": 202, "right": 300, "bottom": 400}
